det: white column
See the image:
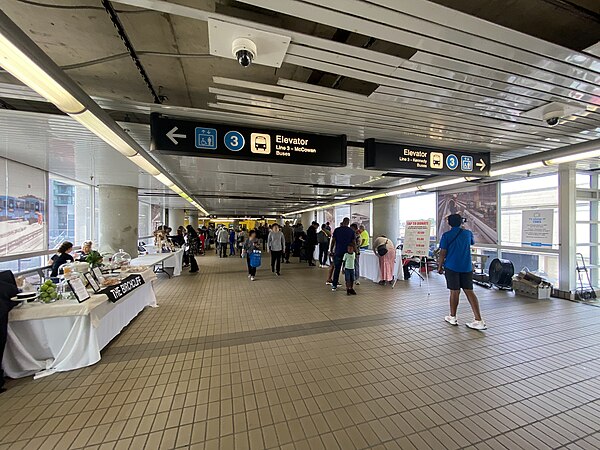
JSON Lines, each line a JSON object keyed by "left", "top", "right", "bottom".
{"left": 168, "top": 209, "right": 185, "bottom": 230}
{"left": 301, "top": 211, "right": 314, "bottom": 228}
{"left": 188, "top": 211, "right": 199, "bottom": 229}
{"left": 372, "top": 196, "right": 399, "bottom": 246}
{"left": 98, "top": 185, "right": 139, "bottom": 257}
{"left": 558, "top": 167, "right": 577, "bottom": 292}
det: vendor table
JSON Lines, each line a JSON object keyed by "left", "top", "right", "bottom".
{"left": 131, "top": 249, "right": 184, "bottom": 277}
{"left": 4, "top": 269, "right": 157, "bottom": 379}
{"left": 359, "top": 250, "right": 402, "bottom": 283}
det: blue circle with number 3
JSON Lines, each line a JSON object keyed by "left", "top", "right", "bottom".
{"left": 446, "top": 154, "right": 458, "bottom": 170}
{"left": 224, "top": 131, "right": 245, "bottom": 151}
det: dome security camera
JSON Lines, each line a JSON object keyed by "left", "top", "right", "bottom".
{"left": 232, "top": 38, "right": 257, "bottom": 68}
{"left": 542, "top": 107, "right": 564, "bottom": 127}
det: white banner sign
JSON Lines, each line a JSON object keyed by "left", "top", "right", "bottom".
{"left": 403, "top": 220, "right": 432, "bottom": 257}
{"left": 522, "top": 209, "right": 554, "bottom": 248}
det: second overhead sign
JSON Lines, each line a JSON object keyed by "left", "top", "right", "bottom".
{"left": 364, "top": 139, "right": 491, "bottom": 177}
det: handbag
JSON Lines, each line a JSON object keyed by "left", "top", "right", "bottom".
{"left": 376, "top": 239, "right": 390, "bottom": 256}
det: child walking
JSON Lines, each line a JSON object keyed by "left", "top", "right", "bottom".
{"left": 343, "top": 244, "right": 357, "bottom": 295}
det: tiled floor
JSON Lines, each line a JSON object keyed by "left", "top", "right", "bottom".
{"left": 2, "top": 253, "right": 600, "bottom": 450}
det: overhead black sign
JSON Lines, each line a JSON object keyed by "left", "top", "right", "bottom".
{"left": 102, "top": 274, "right": 145, "bottom": 303}
{"left": 364, "top": 139, "right": 490, "bottom": 177}
{"left": 151, "top": 114, "right": 347, "bottom": 167}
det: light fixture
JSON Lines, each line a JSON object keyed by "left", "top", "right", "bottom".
{"left": 544, "top": 149, "right": 600, "bottom": 165}
{"left": 128, "top": 154, "right": 161, "bottom": 176}
{"left": 417, "top": 178, "right": 466, "bottom": 190}
{"left": 489, "top": 162, "right": 545, "bottom": 177}
{"left": 71, "top": 110, "right": 138, "bottom": 157}
{"left": 385, "top": 187, "right": 418, "bottom": 197}
{"left": 0, "top": 32, "right": 85, "bottom": 114}
{"left": 154, "top": 173, "right": 175, "bottom": 187}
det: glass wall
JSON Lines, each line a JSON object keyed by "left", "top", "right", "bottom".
{"left": 48, "top": 175, "right": 92, "bottom": 250}
{"left": 399, "top": 193, "right": 437, "bottom": 242}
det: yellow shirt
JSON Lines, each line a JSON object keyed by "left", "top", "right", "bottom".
{"left": 359, "top": 230, "right": 369, "bottom": 248}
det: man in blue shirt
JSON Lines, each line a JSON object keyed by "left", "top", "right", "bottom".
{"left": 329, "top": 217, "right": 356, "bottom": 291}
{"left": 438, "top": 214, "right": 486, "bottom": 330}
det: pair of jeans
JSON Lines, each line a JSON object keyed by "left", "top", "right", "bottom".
{"left": 284, "top": 242, "right": 291, "bottom": 262}
{"left": 306, "top": 244, "right": 316, "bottom": 265}
{"left": 229, "top": 242, "right": 235, "bottom": 255}
{"left": 246, "top": 256, "right": 256, "bottom": 276}
{"left": 318, "top": 243, "right": 329, "bottom": 265}
{"left": 270, "top": 250, "right": 282, "bottom": 274}
{"left": 332, "top": 254, "right": 344, "bottom": 288}
{"left": 344, "top": 268, "right": 355, "bottom": 285}
{"left": 355, "top": 253, "right": 360, "bottom": 279}
{"left": 219, "top": 243, "right": 228, "bottom": 257}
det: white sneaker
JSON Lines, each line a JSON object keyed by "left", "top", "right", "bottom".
{"left": 444, "top": 316, "right": 458, "bottom": 326}
{"left": 248, "top": 275, "right": 251, "bottom": 279}
{"left": 250, "top": 276, "right": 255, "bottom": 281}
{"left": 355, "top": 281, "right": 360, "bottom": 285}
{"left": 466, "top": 320, "right": 487, "bottom": 330}
{"left": 331, "top": 286, "right": 337, "bottom": 291}
{"left": 326, "top": 281, "right": 332, "bottom": 285}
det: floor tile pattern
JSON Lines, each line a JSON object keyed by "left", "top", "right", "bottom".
{"left": 1, "top": 254, "right": 600, "bottom": 449}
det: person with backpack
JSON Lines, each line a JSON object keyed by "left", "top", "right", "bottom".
{"left": 438, "top": 214, "right": 487, "bottom": 330}
{"left": 216, "top": 226, "right": 229, "bottom": 258}
{"left": 267, "top": 223, "right": 285, "bottom": 276}
{"left": 317, "top": 224, "right": 331, "bottom": 267}
{"left": 242, "top": 230, "right": 260, "bottom": 281}
{"left": 373, "top": 235, "right": 396, "bottom": 285}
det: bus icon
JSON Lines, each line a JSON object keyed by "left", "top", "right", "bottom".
{"left": 430, "top": 152, "right": 444, "bottom": 169}
{"left": 251, "top": 133, "right": 271, "bottom": 154}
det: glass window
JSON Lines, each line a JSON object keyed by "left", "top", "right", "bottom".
{"left": 500, "top": 174, "right": 558, "bottom": 248}
{"left": 399, "top": 193, "right": 437, "bottom": 241}
{"left": 138, "top": 201, "right": 152, "bottom": 238}
{"left": 48, "top": 175, "right": 92, "bottom": 249}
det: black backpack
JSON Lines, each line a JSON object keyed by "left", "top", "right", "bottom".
{"left": 376, "top": 239, "right": 390, "bottom": 256}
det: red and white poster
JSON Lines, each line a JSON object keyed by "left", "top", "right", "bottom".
{"left": 403, "top": 220, "right": 431, "bottom": 257}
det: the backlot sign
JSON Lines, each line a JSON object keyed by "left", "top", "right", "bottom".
{"left": 364, "top": 138, "right": 491, "bottom": 177}
{"left": 151, "top": 115, "right": 347, "bottom": 167}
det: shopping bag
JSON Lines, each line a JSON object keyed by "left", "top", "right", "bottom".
{"left": 249, "top": 250, "right": 262, "bottom": 268}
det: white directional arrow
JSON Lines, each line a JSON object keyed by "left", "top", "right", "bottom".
{"left": 476, "top": 158, "right": 486, "bottom": 172}
{"left": 166, "top": 126, "right": 186, "bottom": 145}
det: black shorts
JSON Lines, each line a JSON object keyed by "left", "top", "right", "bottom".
{"left": 444, "top": 269, "right": 473, "bottom": 290}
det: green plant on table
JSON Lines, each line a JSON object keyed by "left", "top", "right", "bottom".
{"left": 86, "top": 250, "right": 103, "bottom": 268}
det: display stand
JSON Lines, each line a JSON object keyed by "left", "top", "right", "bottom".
{"left": 393, "top": 220, "right": 432, "bottom": 296}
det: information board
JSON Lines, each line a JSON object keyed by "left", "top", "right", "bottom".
{"left": 364, "top": 139, "right": 490, "bottom": 176}
{"left": 522, "top": 209, "right": 554, "bottom": 248}
{"left": 403, "top": 220, "right": 432, "bottom": 257}
{"left": 151, "top": 115, "right": 347, "bottom": 167}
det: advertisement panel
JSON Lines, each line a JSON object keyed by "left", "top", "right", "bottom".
{"left": 437, "top": 184, "right": 498, "bottom": 245}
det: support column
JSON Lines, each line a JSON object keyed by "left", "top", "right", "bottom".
{"left": 98, "top": 185, "right": 139, "bottom": 257}
{"left": 188, "top": 211, "right": 199, "bottom": 229}
{"left": 301, "top": 211, "right": 314, "bottom": 228}
{"left": 168, "top": 209, "right": 185, "bottom": 231}
{"left": 558, "top": 167, "right": 577, "bottom": 292}
{"left": 372, "top": 196, "right": 399, "bottom": 246}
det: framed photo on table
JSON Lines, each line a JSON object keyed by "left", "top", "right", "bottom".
{"left": 84, "top": 272, "right": 101, "bottom": 293}
{"left": 67, "top": 278, "right": 91, "bottom": 303}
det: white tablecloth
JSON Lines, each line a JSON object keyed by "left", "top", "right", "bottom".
{"left": 359, "top": 250, "right": 402, "bottom": 282}
{"left": 4, "top": 269, "right": 157, "bottom": 379}
{"left": 131, "top": 249, "right": 184, "bottom": 277}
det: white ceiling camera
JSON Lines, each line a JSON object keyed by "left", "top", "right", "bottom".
{"left": 521, "top": 101, "right": 586, "bottom": 128}
{"left": 542, "top": 106, "right": 565, "bottom": 127}
{"left": 232, "top": 38, "right": 257, "bottom": 68}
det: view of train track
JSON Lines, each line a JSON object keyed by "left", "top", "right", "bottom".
{"left": 437, "top": 186, "right": 498, "bottom": 245}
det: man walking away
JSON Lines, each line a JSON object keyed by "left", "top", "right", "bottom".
{"left": 438, "top": 213, "right": 487, "bottom": 330}
{"left": 267, "top": 223, "right": 285, "bottom": 276}
{"left": 317, "top": 224, "right": 330, "bottom": 267}
{"left": 306, "top": 221, "right": 319, "bottom": 266}
{"left": 282, "top": 221, "right": 294, "bottom": 263}
{"left": 217, "top": 226, "right": 229, "bottom": 258}
{"left": 329, "top": 218, "right": 357, "bottom": 291}
{"left": 229, "top": 228, "right": 236, "bottom": 256}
